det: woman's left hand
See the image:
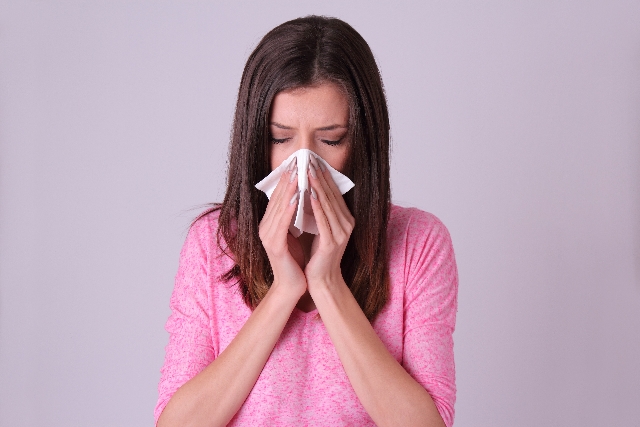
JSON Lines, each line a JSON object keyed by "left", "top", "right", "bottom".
{"left": 304, "top": 158, "right": 355, "bottom": 288}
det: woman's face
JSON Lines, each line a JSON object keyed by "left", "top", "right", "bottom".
{"left": 269, "top": 82, "right": 350, "bottom": 172}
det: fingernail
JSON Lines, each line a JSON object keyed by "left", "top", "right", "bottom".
{"left": 289, "top": 166, "right": 298, "bottom": 182}
{"left": 311, "top": 188, "right": 317, "bottom": 200}
{"left": 310, "top": 155, "right": 319, "bottom": 169}
{"left": 287, "top": 157, "right": 297, "bottom": 171}
{"left": 289, "top": 191, "right": 299, "bottom": 205}
{"left": 319, "top": 161, "right": 326, "bottom": 172}
{"left": 308, "top": 162, "right": 317, "bottom": 179}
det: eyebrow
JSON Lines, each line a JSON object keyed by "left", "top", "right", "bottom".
{"left": 270, "top": 122, "right": 348, "bottom": 131}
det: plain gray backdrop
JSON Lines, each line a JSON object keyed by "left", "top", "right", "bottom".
{"left": 1, "top": 1, "right": 639, "bottom": 426}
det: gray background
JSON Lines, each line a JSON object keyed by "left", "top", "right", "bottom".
{"left": 1, "top": 1, "right": 639, "bottom": 426}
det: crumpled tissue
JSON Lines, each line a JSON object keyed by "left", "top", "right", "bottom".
{"left": 255, "top": 149, "right": 355, "bottom": 237}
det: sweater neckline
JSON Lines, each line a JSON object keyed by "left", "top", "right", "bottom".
{"left": 291, "top": 306, "right": 319, "bottom": 320}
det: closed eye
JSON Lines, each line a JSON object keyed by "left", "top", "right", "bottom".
{"left": 321, "top": 137, "right": 345, "bottom": 146}
{"left": 271, "top": 137, "right": 291, "bottom": 144}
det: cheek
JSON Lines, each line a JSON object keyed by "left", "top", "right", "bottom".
{"left": 327, "top": 147, "right": 350, "bottom": 174}
{"left": 269, "top": 145, "right": 289, "bottom": 171}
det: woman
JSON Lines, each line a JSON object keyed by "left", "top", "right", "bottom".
{"left": 156, "top": 16, "right": 458, "bottom": 427}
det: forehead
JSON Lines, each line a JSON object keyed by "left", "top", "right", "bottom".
{"left": 269, "top": 83, "right": 349, "bottom": 125}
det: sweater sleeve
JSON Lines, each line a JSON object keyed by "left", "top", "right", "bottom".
{"left": 154, "top": 218, "right": 217, "bottom": 425}
{"left": 401, "top": 210, "right": 458, "bottom": 427}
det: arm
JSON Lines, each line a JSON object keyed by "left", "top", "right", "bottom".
{"left": 157, "top": 166, "right": 305, "bottom": 427}
{"left": 305, "top": 161, "right": 454, "bottom": 427}
{"left": 157, "top": 284, "right": 301, "bottom": 427}
{"left": 309, "top": 282, "right": 446, "bottom": 427}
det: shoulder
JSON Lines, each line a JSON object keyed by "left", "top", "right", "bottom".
{"left": 173, "top": 206, "right": 236, "bottom": 300}
{"left": 388, "top": 204, "right": 454, "bottom": 251}
{"left": 187, "top": 207, "right": 223, "bottom": 243}
{"left": 179, "top": 207, "right": 224, "bottom": 262}
{"left": 387, "top": 204, "right": 457, "bottom": 292}
{"left": 189, "top": 206, "right": 222, "bottom": 236}
{"left": 387, "top": 204, "right": 458, "bottom": 317}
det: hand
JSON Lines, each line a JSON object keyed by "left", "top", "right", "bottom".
{"left": 304, "top": 158, "right": 355, "bottom": 289}
{"left": 258, "top": 160, "right": 307, "bottom": 298}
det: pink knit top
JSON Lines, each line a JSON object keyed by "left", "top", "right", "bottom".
{"left": 155, "top": 204, "right": 458, "bottom": 426}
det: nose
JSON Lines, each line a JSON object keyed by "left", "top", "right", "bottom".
{"left": 295, "top": 131, "right": 314, "bottom": 152}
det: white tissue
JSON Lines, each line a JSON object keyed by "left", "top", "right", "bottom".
{"left": 255, "top": 149, "right": 355, "bottom": 237}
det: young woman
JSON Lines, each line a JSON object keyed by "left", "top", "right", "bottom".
{"left": 155, "top": 16, "right": 458, "bottom": 427}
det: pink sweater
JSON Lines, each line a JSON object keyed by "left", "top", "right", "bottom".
{"left": 155, "top": 204, "right": 458, "bottom": 426}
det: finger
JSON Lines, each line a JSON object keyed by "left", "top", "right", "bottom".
{"left": 309, "top": 157, "right": 348, "bottom": 219}
{"left": 309, "top": 162, "right": 353, "bottom": 233}
{"left": 262, "top": 164, "right": 298, "bottom": 233}
{"left": 308, "top": 182, "right": 332, "bottom": 239}
{"left": 308, "top": 163, "right": 346, "bottom": 238}
{"left": 316, "top": 160, "right": 352, "bottom": 221}
{"left": 260, "top": 179, "right": 298, "bottom": 255}
{"left": 269, "top": 166, "right": 299, "bottom": 232}
{"left": 277, "top": 182, "right": 299, "bottom": 232}
{"left": 261, "top": 171, "right": 288, "bottom": 231}
{"left": 269, "top": 158, "right": 297, "bottom": 210}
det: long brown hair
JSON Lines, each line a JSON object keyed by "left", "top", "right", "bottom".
{"left": 215, "top": 15, "right": 391, "bottom": 321}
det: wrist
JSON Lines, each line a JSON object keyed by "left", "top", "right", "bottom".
{"left": 307, "top": 274, "right": 347, "bottom": 296}
{"left": 269, "top": 279, "right": 307, "bottom": 304}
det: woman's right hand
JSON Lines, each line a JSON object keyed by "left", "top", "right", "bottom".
{"left": 258, "top": 159, "right": 307, "bottom": 298}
